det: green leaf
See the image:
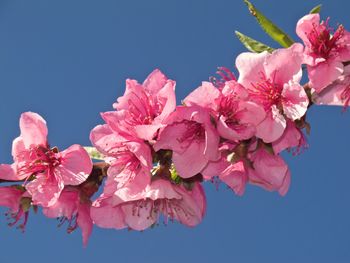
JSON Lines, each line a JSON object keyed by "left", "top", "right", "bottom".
{"left": 235, "top": 31, "right": 275, "bottom": 53}
{"left": 243, "top": 0, "right": 294, "bottom": 48}
{"left": 309, "top": 4, "right": 322, "bottom": 14}
{"left": 84, "top": 146, "right": 105, "bottom": 161}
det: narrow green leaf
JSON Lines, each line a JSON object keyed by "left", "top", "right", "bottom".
{"left": 235, "top": 31, "right": 275, "bottom": 53}
{"left": 310, "top": 4, "right": 322, "bottom": 14}
{"left": 84, "top": 146, "right": 105, "bottom": 161}
{"left": 243, "top": 0, "right": 294, "bottom": 48}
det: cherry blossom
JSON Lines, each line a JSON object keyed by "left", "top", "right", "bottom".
{"left": 296, "top": 14, "right": 350, "bottom": 92}
{"left": 0, "top": 112, "right": 92, "bottom": 207}
{"left": 154, "top": 106, "right": 220, "bottom": 178}
{"left": 91, "top": 178, "right": 206, "bottom": 230}
{"left": 236, "top": 44, "right": 308, "bottom": 143}
{"left": 101, "top": 69, "right": 176, "bottom": 142}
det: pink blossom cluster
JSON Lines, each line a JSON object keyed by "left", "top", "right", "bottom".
{"left": 0, "top": 12, "right": 349, "bottom": 246}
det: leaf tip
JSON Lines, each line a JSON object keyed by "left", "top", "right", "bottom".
{"left": 310, "top": 4, "right": 322, "bottom": 14}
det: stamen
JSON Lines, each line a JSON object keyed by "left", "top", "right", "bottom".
{"left": 250, "top": 71, "right": 282, "bottom": 111}
{"left": 307, "top": 18, "right": 345, "bottom": 59}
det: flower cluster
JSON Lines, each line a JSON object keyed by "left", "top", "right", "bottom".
{"left": 0, "top": 9, "right": 349, "bottom": 246}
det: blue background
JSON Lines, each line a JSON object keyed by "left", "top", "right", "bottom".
{"left": 0, "top": 0, "right": 350, "bottom": 262}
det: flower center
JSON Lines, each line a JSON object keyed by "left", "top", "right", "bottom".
{"left": 17, "top": 145, "right": 61, "bottom": 177}
{"left": 308, "top": 18, "right": 344, "bottom": 59}
{"left": 218, "top": 94, "right": 246, "bottom": 128}
{"left": 126, "top": 90, "right": 163, "bottom": 125}
{"left": 178, "top": 121, "right": 205, "bottom": 143}
{"left": 250, "top": 72, "right": 282, "bottom": 111}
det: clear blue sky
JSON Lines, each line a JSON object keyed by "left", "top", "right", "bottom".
{"left": 0, "top": 0, "right": 350, "bottom": 262}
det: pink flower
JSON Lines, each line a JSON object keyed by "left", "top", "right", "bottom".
{"left": 296, "top": 14, "right": 350, "bottom": 92}
{"left": 101, "top": 69, "right": 176, "bottom": 142}
{"left": 184, "top": 81, "right": 265, "bottom": 141}
{"left": 91, "top": 178, "right": 206, "bottom": 230}
{"left": 0, "top": 112, "right": 92, "bottom": 207}
{"left": 0, "top": 186, "right": 30, "bottom": 231}
{"left": 248, "top": 148, "right": 291, "bottom": 196}
{"left": 236, "top": 44, "right": 308, "bottom": 143}
{"left": 315, "top": 65, "right": 350, "bottom": 109}
{"left": 154, "top": 106, "right": 220, "bottom": 178}
{"left": 43, "top": 187, "right": 93, "bottom": 247}
{"left": 90, "top": 124, "right": 152, "bottom": 195}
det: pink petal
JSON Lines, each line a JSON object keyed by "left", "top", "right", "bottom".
{"left": 0, "top": 186, "right": 22, "bottom": 212}
{"left": 315, "top": 65, "right": 350, "bottom": 106}
{"left": 220, "top": 161, "right": 248, "bottom": 196}
{"left": 12, "top": 137, "right": 25, "bottom": 161}
{"left": 201, "top": 158, "right": 228, "bottom": 180}
{"left": 107, "top": 164, "right": 150, "bottom": 195}
{"left": 122, "top": 202, "right": 158, "bottom": 231}
{"left": 308, "top": 59, "right": 344, "bottom": 93}
{"left": 255, "top": 106, "right": 286, "bottom": 143}
{"left": 278, "top": 170, "right": 291, "bottom": 196}
{"left": 0, "top": 164, "right": 21, "bottom": 181}
{"left": 77, "top": 203, "right": 93, "bottom": 247}
{"left": 272, "top": 121, "right": 302, "bottom": 154}
{"left": 282, "top": 82, "right": 309, "bottom": 120}
{"left": 154, "top": 122, "right": 190, "bottom": 153}
{"left": 338, "top": 32, "right": 350, "bottom": 61}
{"left": 296, "top": 14, "right": 320, "bottom": 46}
{"left": 237, "top": 101, "right": 266, "bottom": 126}
{"left": 42, "top": 190, "right": 78, "bottom": 219}
{"left": 184, "top": 82, "right": 221, "bottom": 110}
{"left": 113, "top": 79, "right": 143, "bottom": 110}
{"left": 90, "top": 124, "right": 120, "bottom": 155}
{"left": 154, "top": 80, "right": 177, "bottom": 121}
{"left": 264, "top": 43, "right": 303, "bottom": 85}
{"left": 127, "top": 141, "right": 152, "bottom": 169}
{"left": 172, "top": 141, "right": 208, "bottom": 178}
{"left": 57, "top": 144, "right": 92, "bottom": 186}
{"left": 171, "top": 183, "right": 206, "bottom": 227}
{"left": 204, "top": 123, "right": 220, "bottom": 161}
{"left": 19, "top": 112, "right": 48, "bottom": 148}
{"left": 217, "top": 116, "right": 255, "bottom": 141}
{"left": 91, "top": 196, "right": 126, "bottom": 229}
{"left": 249, "top": 149, "right": 290, "bottom": 195}
{"left": 236, "top": 51, "right": 268, "bottom": 89}
{"left": 315, "top": 83, "right": 347, "bottom": 106}
{"left": 101, "top": 110, "right": 130, "bottom": 136}
{"left": 222, "top": 81, "right": 249, "bottom": 100}
{"left": 133, "top": 124, "right": 163, "bottom": 142}
{"left": 26, "top": 172, "right": 64, "bottom": 207}
{"left": 142, "top": 69, "right": 168, "bottom": 93}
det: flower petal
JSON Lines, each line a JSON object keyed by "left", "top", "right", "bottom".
{"left": 236, "top": 51, "right": 268, "bottom": 89}
{"left": 19, "top": 112, "right": 48, "bottom": 148}
{"left": 184, "top": 82, "right": 221, "bottom": 110}
{"left": 264, "top": 43, "right": 303, "bottom": 85}
{"left": 57, "top": 144, "right": 92, "bottom": 186}
{"left": 296, "top": 14, "right": 320, "bottom": 46}
{"left": 172, "top": 141, "right": 208, "bottom": 178}
{"left": 308, "top": 59, "right": 344, "bottom": 93}
{"left": 256, "top": 106, "right": 286, "bottom": 143}
{"left": 282, "top": 82, "right": 309, "bottom": 120}
{"left": 26, "top": 172, "right": 64, "bottom": 207}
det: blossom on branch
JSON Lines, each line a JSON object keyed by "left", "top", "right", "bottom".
{"left": 296, "top": 14, "right": 350, "bottom": 93}
{"left": 0, "top": 112, "right": 93, "bottom": 207}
